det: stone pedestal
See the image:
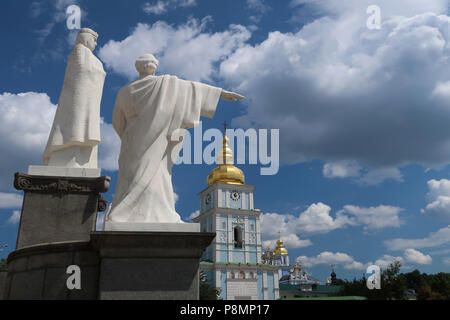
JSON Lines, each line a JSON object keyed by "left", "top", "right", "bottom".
{"left": 91, "top": 231, "right": 215, "bottom": 300}
{"left": 3, "top": 241, "right": 99, "bottom": 300}
{"left": 13, "top": 172, "right": 110, "bottom": 249}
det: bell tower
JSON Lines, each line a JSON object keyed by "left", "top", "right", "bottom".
{"left": 195, "top": 124, "right": 280, "bottom": 300}
{"left": 194, "top": 124, "right": 262, "bottom": 265}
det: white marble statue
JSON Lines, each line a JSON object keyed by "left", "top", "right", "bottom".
{"left": 104, "top": 53, "right": 244, "bottom": 227}
{"left": 43, "top": 28, "right": 106, "bottom": 169}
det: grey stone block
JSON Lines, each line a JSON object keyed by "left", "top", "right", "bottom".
{"left": 91, "top": 231, "right": 215, "bottom": 300}
{"left": 14, "top": 173, "right": 110, "bottom": 249}
{"left": 4, "top": 241, "right": 99, "bottom": 300}
{"left": 0, "top": 271, "right": 7, "bottom": 300}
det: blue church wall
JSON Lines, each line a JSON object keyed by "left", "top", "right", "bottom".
{"left": 220, "top": 270, "right": 227, "bottom": 300}
{"left": 267, "top": 272, "right": 274, "bottom": 300}
{"left": 257, "top": 271, "right": 263, "bottom": 300}
{"left": 249, "top": 252, "right": 257, "bottom": 264}
{"left": 219, "top": 249, "right": 228, "bottom": 263}
{"left": 232, "top": 250, "right": 245, "bottom": 263}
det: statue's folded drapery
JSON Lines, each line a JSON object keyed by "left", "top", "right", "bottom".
{"left": 106, "top": 74, "right": 222, "bottom": 223}
{"left": 43, "top": 43, "right": 106, "bottom": 165}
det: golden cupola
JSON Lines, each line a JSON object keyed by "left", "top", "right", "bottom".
{"left": 273, "top": 235, "right": 289, "bottom": 256}
{"left": 207, "top": 133, "right": 245, "bottom": 186}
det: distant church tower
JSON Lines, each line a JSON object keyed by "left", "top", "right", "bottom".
{"left": 195, "top": 127, "right": 280, "bottom": 300}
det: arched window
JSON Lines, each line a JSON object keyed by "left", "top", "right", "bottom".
{"left": 230, "top": 272, "right": 235, "bottom": 279}
{"left": 250, "top": 223, "right": 254, "bottom": 231}
{"left": 233, "top": 226, "right": 243, "bottom": 248}
{"left": 239, "top": 271, "right": 245, "bottom": 279}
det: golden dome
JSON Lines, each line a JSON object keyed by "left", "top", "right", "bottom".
{"left": 207, "top": 134, "right": 245, "bottom": 186}
{"left": 273, "top": 238, "right": 289, "bottom": 255}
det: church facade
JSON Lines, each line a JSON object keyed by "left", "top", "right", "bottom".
{"left": 195, "top": 134, "right": 280, "bottom": 300}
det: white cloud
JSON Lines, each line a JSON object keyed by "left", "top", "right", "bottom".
{"left": 338, "top": 204, "right": 403, "bottom": 231}
{"left": 0, "top": 92, "right": 120, "bottom": 189}
{"left": 323, "top": 161, "right": 403, "bottom": 185}
{"left": 6, "top": 210, "right": 21, "bottom": 224}
{"left": 375, "top": 254, "right": 404, "bottom": 269}
{"left": 263, "top": 234, "right": 312, "bottom": 249}
{"left": 444, "top": 257, "right": 450, "bottom": 265}
{"left": 404, "top": 248, "right": 432, "bottom": 265}
{"left": 323, "top": 160, "right": 361, "bottom": 178}
{"left": 261, "top": 202, "right": 401, "bottom": 243}
{"left": 98, "top": 18, "right": 250, "bottom": 81}
{"left": 357, "top": 167, "right": 404, "bottom": 186}
{"left": 421, "top": 179, "right": 450, "bottom": 221}
{"left": 297, "top": 251, "right": 367, "bottom": 270}
{"left": 219, "top": 1, "right": 450, "bottom": 173}
{"left": 385, "top": 225, "right": 450, "bottom": 251}
{"left": 188, "top": 209, "right": 200, "bottom": 220}
{"left": 143, "top": 0, "right": 197, "bottom": 15}
{"left": 0, "top": 192, "right": 23, "bottom": 208}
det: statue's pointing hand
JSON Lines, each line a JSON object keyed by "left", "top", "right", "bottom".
{"left": 221, "top": 90, "right": 246, "bottom": 102}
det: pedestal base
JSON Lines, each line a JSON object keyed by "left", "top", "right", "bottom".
{"left": 28, "top": 165, "right": 101, "bottom": 177}
{"left": 91, "top": 231, "right": 215, "bottom": 300}
{"left": 14, "top": 172, "right": 110, "bottom": 249}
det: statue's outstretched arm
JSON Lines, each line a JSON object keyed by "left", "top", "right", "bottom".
{"left": 221, "top": 89, "right": 245, "bottom": 102}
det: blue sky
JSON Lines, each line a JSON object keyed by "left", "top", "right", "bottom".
{"left": 1, "top": 0, "right": 450, "bottom": 282}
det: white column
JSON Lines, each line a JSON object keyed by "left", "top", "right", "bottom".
{"left": 263, "top": 271, "right": 268, "bottom": 300}
{"left": 217, "top": 188, "right": 222, "bottom": 208}
{"left": 249, "top": 192, "right": 254, "bottom": 210}
{"left": 244, "top": 215, "right": 249, "bottom": 263}
{"left": 228, "top": 214, "right": 232, "bottom": 263}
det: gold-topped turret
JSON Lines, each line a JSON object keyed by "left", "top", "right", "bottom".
{"left": 207, "top": 123, "right": 245, "bottom": 186}
{"left": 273, "top": 232, "right": 289, "bottom": 256}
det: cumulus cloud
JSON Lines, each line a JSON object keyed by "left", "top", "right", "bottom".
{"left": 421, "top": 179, "right": 450, "bottom": 221}
{"left": 261, "top": 202, "right": 402, "bottom": 243}
{"left": 297, "top": 251, "right": 367, "bottom": 270}
{"left": 404, "top": 248, "right": 432, "bottom": 265}
{"left": 98, "top": 18, "right": 250, "bottom": 81}
{"left": 385, "top": 225, "right": 450, "bottom": 251}
{"left": 338, "top": 205, "right": 403, "bottom": 231}
{"left": 219, "top": 1, "right": 450, "bottom": 174}
{"left": 0, "top": 92, "right": 120, "bottom": 189}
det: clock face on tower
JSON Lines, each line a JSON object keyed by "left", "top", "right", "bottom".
{"left": 205, "top": 193, "right": 212, "bottom": 205}
{"left": 230, "top": 190, "right": 240, "bottom": 201}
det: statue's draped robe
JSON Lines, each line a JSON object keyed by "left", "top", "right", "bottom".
{"left": 43, "top": 44, "right": 106, "bottom": 165}
{"left": 106, "top": 74, "right": 222, "bottom": 223}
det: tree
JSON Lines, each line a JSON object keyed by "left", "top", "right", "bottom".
{"left": 199, "top": 271, "right": 220, "bottom": 300}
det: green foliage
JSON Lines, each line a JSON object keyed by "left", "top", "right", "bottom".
{"left": 0, "top": 258, "right": 7, "bottom": 271}
{"left": 199, "top": 271, "right": 220, "bottom": 300}
{"left": 338, "top": 261, "right": 450, "bottom": 300}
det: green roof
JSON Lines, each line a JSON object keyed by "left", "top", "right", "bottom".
{"left": 279, "top": 283, "right": 342, "bottom": 294}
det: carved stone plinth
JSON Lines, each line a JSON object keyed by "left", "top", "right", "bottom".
{"left": 14, "top": 172, "right": 110, "bottom": 249}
